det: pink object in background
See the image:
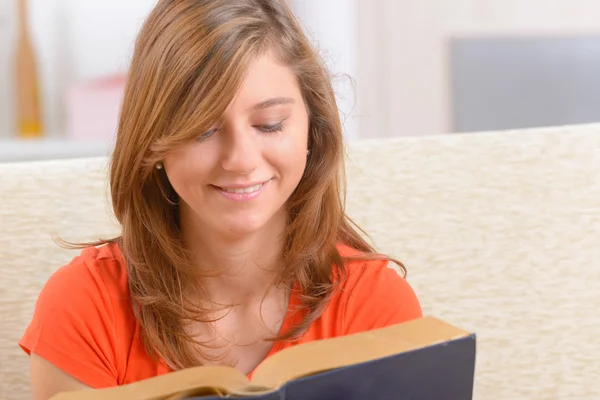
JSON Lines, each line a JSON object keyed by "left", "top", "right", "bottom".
{"left": 65, "top": 75, "right": 126, "bottom": 140}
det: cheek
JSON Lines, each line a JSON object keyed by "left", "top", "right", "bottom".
{"left": 269, "top": 136, "right": 307, "bottom": 175}
{"left": 269, "top": 117, "right": 309, "bottom": 166}
{"left": 164, "top": 147, "right": 213, "bottom": 193}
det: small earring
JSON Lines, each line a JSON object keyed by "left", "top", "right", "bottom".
{"left": 306, "top": 149, "right": 311, "bottom": 156}
{"left": 156, "top": 162, "right": 163, "bottom": 170}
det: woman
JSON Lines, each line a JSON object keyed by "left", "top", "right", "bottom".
{"left": 20, "top": 0, "right": 422, "bottom": 398}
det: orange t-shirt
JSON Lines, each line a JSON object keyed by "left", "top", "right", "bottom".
{"left": 19, "top": 242, "right": 422, "bottom": 388}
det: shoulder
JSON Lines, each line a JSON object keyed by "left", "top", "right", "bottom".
{"left": 336, "top": 243, "right": 407, "bottom": 289}
{"left": 337, "top": 245, "right": 414, "bottom": 305}
{"left": 19, "top": 241, "right": 132, "bottom": 388}
{"left": 333, "top": 243, "right": 423, "bottom": 334}
{"left": 46, "top": 242, "right": 128, "bottom": 301}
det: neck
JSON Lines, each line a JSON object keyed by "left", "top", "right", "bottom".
{"left": 180, "top": 208, "right": 288, "bottom": 306}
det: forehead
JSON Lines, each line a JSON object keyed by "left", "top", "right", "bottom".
{"left": 225, "top": 51, "right": 302, "bottom": 113}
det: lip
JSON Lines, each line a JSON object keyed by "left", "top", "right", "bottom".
{"left": 213, "top": 180, "right": 270, "bottom": 202}
{"left": 214, "top": 180, "right": 269, "bottom": 190}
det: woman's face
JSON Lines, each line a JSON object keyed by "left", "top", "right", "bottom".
{"left": 163, "top": 51, "right": 310, "bottom": 240}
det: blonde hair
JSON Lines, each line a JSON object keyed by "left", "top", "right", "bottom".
{"left": 90, "top": 0, "right": 406, "bottom": 369}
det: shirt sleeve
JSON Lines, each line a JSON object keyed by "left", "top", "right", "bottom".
{"left": 341, "top": 260, "right": 423, "bottom": 335}
{"left": 19, "top": 254, "right": 120, "bottom": 388}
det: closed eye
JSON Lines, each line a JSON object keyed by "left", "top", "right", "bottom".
{"left": 198, "top": 128, "right": 218, "bottom": 142}
{"left": 198, "top": 121, "right": 284, "bottom": 141}
{"left": 256, "top": 122, "right": 284, "bottom": 133}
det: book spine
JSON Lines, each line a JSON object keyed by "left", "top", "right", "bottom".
{"left": 15, "top": 0, "right": 43, "bottom": 138}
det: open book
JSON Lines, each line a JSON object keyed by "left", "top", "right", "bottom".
{"left": 51, "top": 316, "right": 476, "bottom": 400}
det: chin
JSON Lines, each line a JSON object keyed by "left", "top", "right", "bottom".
{"left": 218, "top": 215, "right": 271, "bottom": 238}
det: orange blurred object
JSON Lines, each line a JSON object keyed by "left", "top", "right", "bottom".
{"left": 15, "top": 0, "right": 44, "bottom": 138}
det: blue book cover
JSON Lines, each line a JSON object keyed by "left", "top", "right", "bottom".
{"left": 52, "top": 317, "right": 476, "bottom": 400}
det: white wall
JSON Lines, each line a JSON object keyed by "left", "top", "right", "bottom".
{"left": 0, "top": 0, "right": 156, "bottom": 138}
{"left": 289, "top": 0, "right": 359, "bottom": 140}
{"left": 4, "top": 0, "right": 600, "bottom": 140}
{"left": 0, "top": 0, "right": 359, "bottom": 140}
{"left": 0, "top": 0, "right": 15, "bottom": 138}
{"left": 1, "top": 0, "right": 362, "bottom": 140}
{"left": 357, "top": 0, "right": 600, "bottom": 137}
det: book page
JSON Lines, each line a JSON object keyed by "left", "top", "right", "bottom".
{"left": 51, "top": 366, "right": 250, "bottom": 400}
{"left": 250, "top": 316, "right": 471, "bottom": 389}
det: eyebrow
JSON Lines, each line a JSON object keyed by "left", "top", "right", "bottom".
{"left": 252, "top": 97, "right": 295, "bottom": 110}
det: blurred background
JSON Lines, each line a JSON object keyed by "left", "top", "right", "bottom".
{"left": 1, "top": 0, "right": 600, "bottom": 162}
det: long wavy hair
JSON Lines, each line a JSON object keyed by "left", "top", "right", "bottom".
{"left": 86, "top": 0, "right": 406, "bottom": 370}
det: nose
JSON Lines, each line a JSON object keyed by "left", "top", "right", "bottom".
{"left": 220, "top": 126, "right": 261, "bottom": 175}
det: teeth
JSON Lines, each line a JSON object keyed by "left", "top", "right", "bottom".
{"left": 223, "top": 183, "right": 263, "bottom": 194}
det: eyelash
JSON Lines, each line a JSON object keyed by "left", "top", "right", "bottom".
{"left": 197, "top": 122, "right": 284, "bottom": 141}
{"left": 198, "top": 129, "right": 218, "bottom": 142}
{"left": 258, "top": 122, "right": 284, "bottom": 134}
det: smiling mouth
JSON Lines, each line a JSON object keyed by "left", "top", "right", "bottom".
{"left": 214, "top": 179, "right": 273, "bottom": 194}
{"left": 219, "top": 183, "right": 265, "bottom": 194}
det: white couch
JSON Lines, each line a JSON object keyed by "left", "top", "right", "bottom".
{"left": 2, "top": 124, "right": 600, "bottom": 399}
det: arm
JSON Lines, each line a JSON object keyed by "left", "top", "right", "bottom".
{"left": 19, "top": 254, "right": 121, "bottom": 396}
{"left": 30, "top": 353, "right": 91, "bottom": 400}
